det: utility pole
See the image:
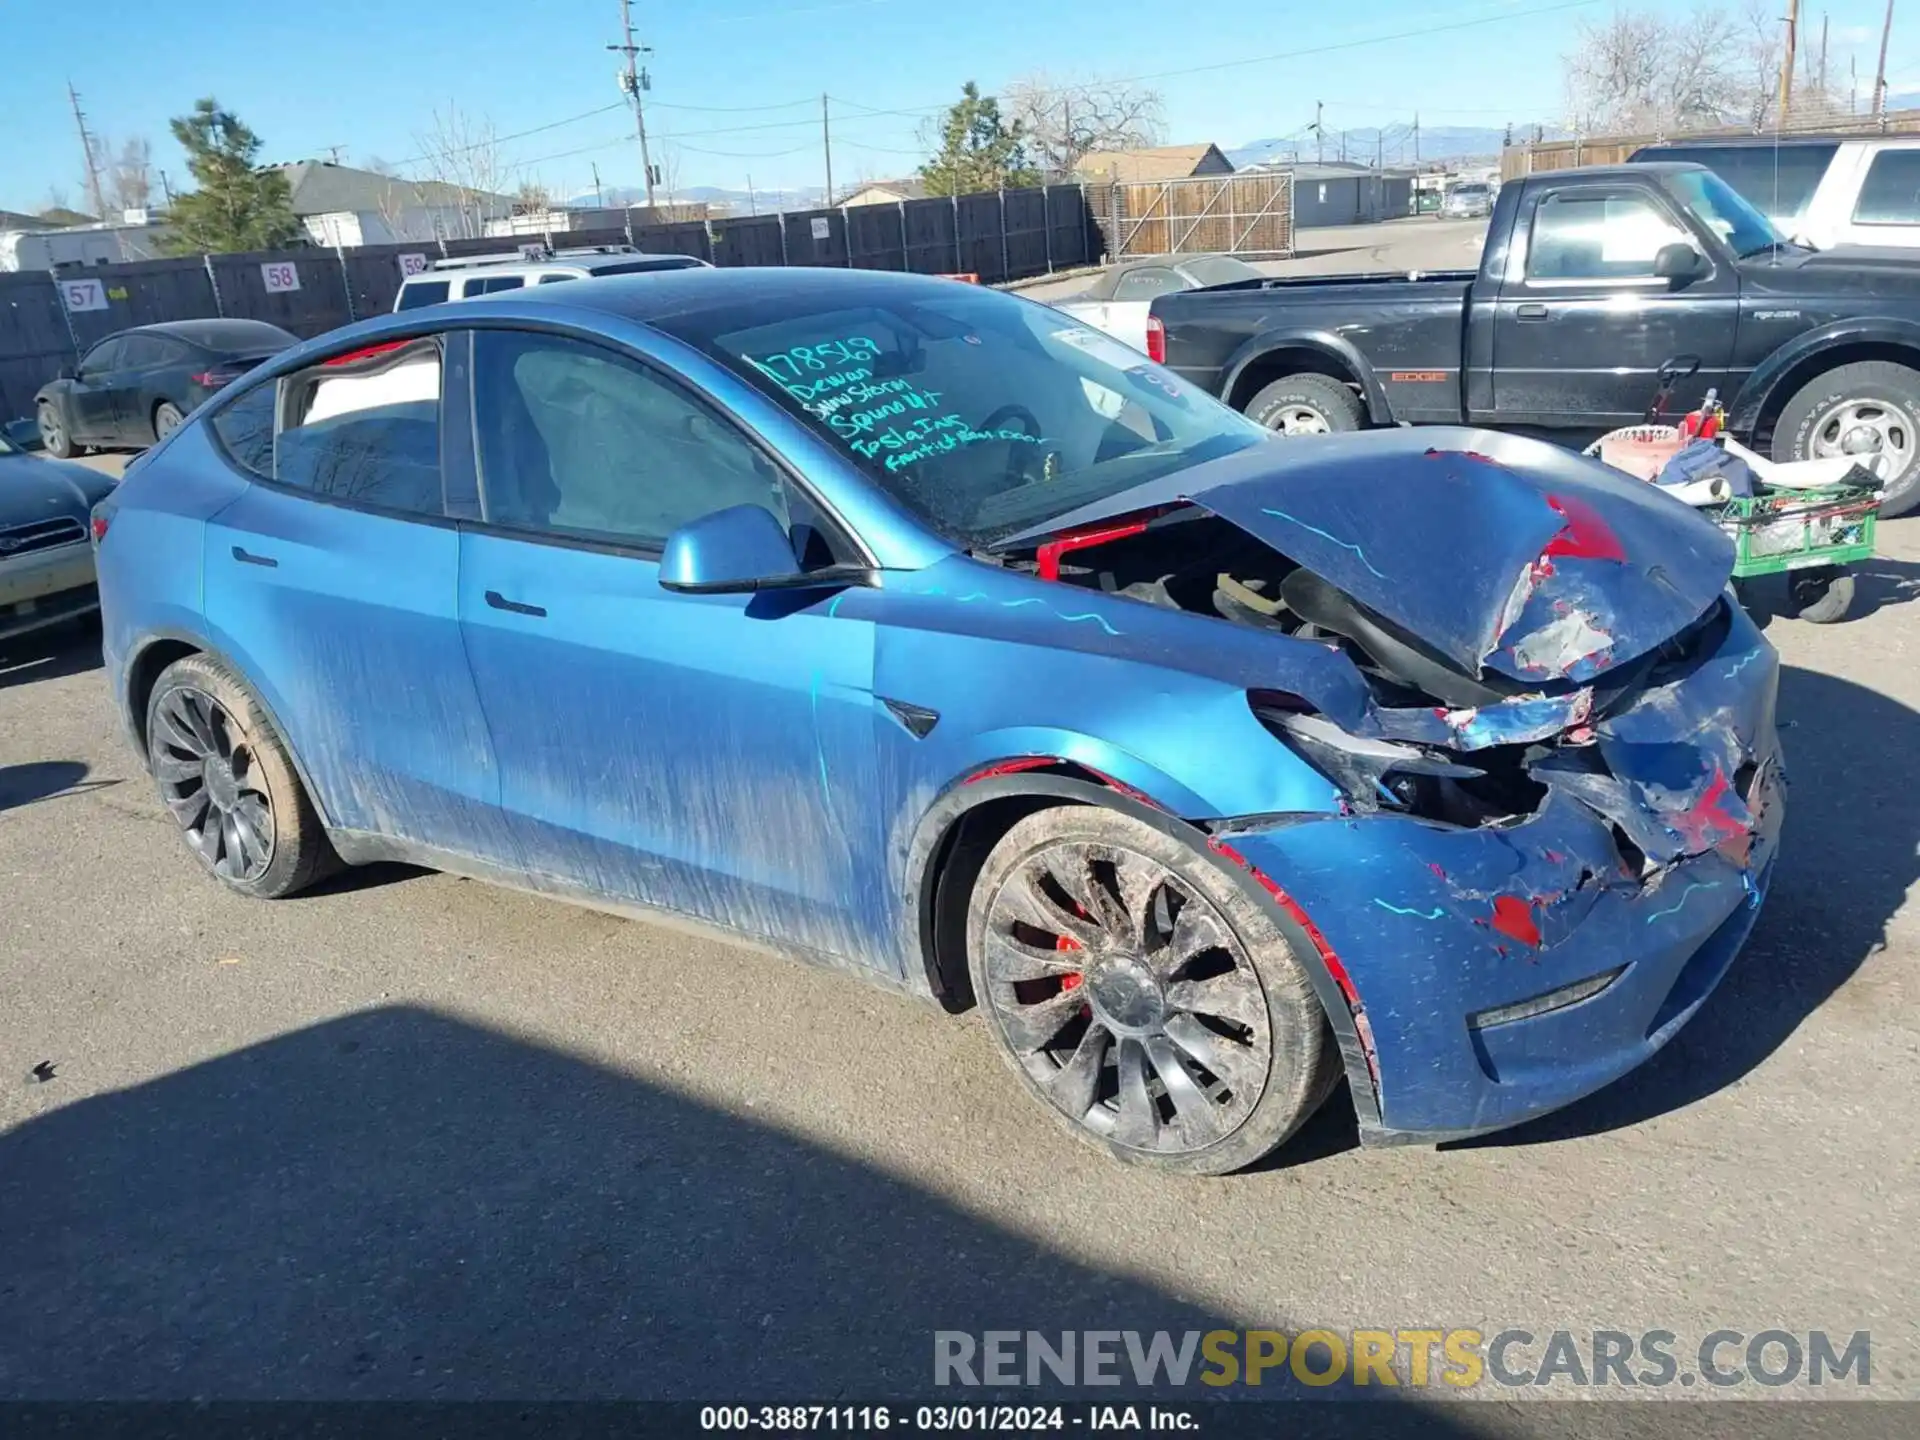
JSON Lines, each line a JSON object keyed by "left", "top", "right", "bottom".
{"left": 609, "top": 0, "right": 656, "bottom": 210}
{"left": 821, "top": 94, "right": 834, "bottom": 203}
{"left": 158, "top": 170, "right": 175, "bottom": 207}
{"left": 1779, "top": 0, "right": 1801, "bottom": 124}
{"left": 591, "top": 161, "right": 604, "bottom": 207}
{"left": 68, "top": 81, "right": 106, "bottom": 219}
{"left": 1874, "top": 0, "right": 1895, "bottom": 115}
{"left": 747, "top": 173, "right": 758, "bottom": 215}
{"left": 1414, "top": 112, "right": 1421, "bottom": 165}
{"left": 1315, "top": 100, "right": 1324, "bottom": 163}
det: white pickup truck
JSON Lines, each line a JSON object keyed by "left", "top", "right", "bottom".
{"left": 1048, "top": 254, "right": 1267, "bottom": 355}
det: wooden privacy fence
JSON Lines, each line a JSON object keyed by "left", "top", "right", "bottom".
{"left": 1503, "top": 106, "right": 1920, "bottom": 180}
{"left": 0, "top": 186, "right": 1104, "bottom": 423}
{"left": 1094, "top": 172, "right": 1295, "bottom": 261}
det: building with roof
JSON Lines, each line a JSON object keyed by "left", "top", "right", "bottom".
{"left": 1072, "top": 144, "right": 1234, "bottom": 186}
{"left": 275, "top": 161, "right": 515, "bottom": 248}
{"left": 1289, "top": 163, "right": 1417, "bottom": 227}
{"left": 836, "top": 178, "right": 928, "bottom": 207}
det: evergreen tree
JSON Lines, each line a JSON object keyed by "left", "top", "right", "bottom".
{"left": 161, "top": 99, "right": 302, "bottom": 254}
{"left": 919, "top": 83, "right": 1041, "bottom": 197}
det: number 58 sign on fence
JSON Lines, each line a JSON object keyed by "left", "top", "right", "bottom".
{"left": 260, "top": 261, "right": 301, "bottom": 293}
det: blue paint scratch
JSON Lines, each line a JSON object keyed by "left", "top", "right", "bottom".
{"left": 826, "top": 593, "right": 847, "bottom": 618}
{"left": 808, "top": 670, "right": 834, "bottom": 813}
{"left": 1725, "top": 651, "right": 1759, "bottom": 679}
{"left": 1054, "top": 610, "right": 1122, "bottom": 636}
{"left": 1259, "top": 507, "right": 1389, "bottom": 579}
{"left": 1645, "top": 880, "right": 1717, "bottom": 924}
{"left": 1373, "top": 899, "right": 1446, "bottom": 920}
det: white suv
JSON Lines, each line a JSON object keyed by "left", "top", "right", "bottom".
{"left": 393, "top": 246, "right": 711, "bottom": 311}
{"left": 1632, "top": 135, "right": 1920, "bottom": 250}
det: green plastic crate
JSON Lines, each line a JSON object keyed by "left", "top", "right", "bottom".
{"left": 1714, "top": 483, "right": 1880, "bottom": 579}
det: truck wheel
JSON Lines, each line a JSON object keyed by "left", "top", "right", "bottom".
{"left": 1244, "top": 374, "right": 1365, "bottom": 436}
{"left": 1773, "top": 361, "right": 1920, "bottom": 517}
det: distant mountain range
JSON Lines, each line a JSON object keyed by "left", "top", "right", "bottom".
{"left": 569, "top": 183, "right": 827, "bottom": 212}
{"left": 1227, "top": 126, "right": 1540, "bottom": 169}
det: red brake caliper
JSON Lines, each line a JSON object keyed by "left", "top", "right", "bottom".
{"left": 1057, "top": 910, "right": 1088, "bottom": 1013}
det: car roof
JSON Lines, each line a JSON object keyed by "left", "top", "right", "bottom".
{"left": 495, "top": 265, "right": 987, "bottom": 325}
{"left": 407, "top": 252, "right": 700, "bottom": 279}
{"left": 119, "top": 318, "right": 297, "bottom": 349}
{"left": 1538, "top": 160, "right": 1711, "bottom": 181}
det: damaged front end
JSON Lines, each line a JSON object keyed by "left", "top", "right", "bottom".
{"left": 992, "top": 429, "right": 1784, "bottom": 1141}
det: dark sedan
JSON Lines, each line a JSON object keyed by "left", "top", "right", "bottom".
{"left": 0, "top": 427, "right": 116, "bottom": 641}
{"left": 35, "top": 319, "right": 298, "bottom": 458}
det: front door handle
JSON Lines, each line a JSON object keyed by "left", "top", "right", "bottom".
{"left": 1515, "top": 302, "right": 1550, "bottom": 320}
{"left": 231, "top": 545, "right": 278, "bottom": 568}
{"left": 485, "top": 589, "right": 546, "bottom": 618}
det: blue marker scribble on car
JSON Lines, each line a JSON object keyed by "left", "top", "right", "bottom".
{"left": 92, "top": 267, "right": 1785, "bottom": 1174}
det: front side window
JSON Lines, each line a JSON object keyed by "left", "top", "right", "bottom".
{"left": 79, "top": 337, "right": 126, "bottom": 375}
{"left": 470, "top": 330, "right": 790, "bottom": 549}
{"left": 1853, "top": 150, "right": 1920, "bottom": 224}
{"left": 653, "top": 283, "right": 1266, "bottom": 547}
{"left": 1526, "top": 190, "right": 1691, "bottom": 280}
{"left": 208, "top": 341, "right": 445, "bottom": 517}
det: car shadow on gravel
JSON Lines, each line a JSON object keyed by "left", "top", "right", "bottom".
{"left": 0, "top": 617, "right": 102, "bottom": 692}
{"left": 0, "top": 760, "right": 118, "bottom": 814}
{"left": 0, "top": 1006, "right": 1490, "bottom": 1432}
{"left": 1453, "top": 662, "right": 1917, "bottom": 1149}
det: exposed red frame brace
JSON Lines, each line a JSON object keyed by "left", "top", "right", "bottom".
{"left": 1035, "top": 518, "right": 1152, "bottom": 582}
{"left": 1207, "top": 837, "right": 1381, "bottom": 1091}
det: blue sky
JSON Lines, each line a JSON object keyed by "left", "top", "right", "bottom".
{"left": 1, "top": 0, "right": 1908, "bottom": 211}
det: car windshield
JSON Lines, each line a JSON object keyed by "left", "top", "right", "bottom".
{"left": 1668, "top": 167, "right": 1786, "bottom": 258}
{"left": 1179, "top": 256, "right": 1265, "bottom": 287}
{"left": 658, "top": 284, "right": 1269, "bottom": 547}
{"left": 1452, "top": 185, "right": 1489, "bottom": 197}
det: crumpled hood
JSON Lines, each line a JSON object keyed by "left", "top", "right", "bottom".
{"left": 1000, "top": 428, "right": 1733, "bottom": 683}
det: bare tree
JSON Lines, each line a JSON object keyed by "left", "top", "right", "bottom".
{"left": 412, "top": 104, "right": 512, "bottom": 239}
{"left": 1003, "top": 72, "right": 1165, "bottom": 179}
{"left": 514, "top": 178, "right": 553, "bottom": 215}
{"left": 108, "top": 137, "right": 153, "bottom": 213}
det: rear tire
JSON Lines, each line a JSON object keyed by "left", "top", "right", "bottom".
{"left": 1773, "top": 361, "right": 1920, "bottom": 517}
{"left": 152, "top": 401, "right": 185, "bottom": 443}
{"left": 966, "top": 806, "right": 1340, "bottom": 1175}
{"left": 146, "top": 653, "right": 339, "bottom": 899}
{"left": 1244, "top": 373, "right": 1366, "bottom": 436}
{"left": 37, "top": 401, "right": 73, "bottom": 459}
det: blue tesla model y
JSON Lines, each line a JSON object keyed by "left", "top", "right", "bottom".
{"left": 92, "top": 269, "right": 1783, "bottom": 1173}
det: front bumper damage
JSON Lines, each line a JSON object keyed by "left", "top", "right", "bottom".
{"left": 1227, "top": 598, "right": 1784, "bottom": 1142}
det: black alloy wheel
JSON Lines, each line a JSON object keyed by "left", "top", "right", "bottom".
{"left": 150, "top": 685, "right": 277, "bottom": 882}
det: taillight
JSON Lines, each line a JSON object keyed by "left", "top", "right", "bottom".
{"left": 1145, "top": 315, "right": 1167, "bottom": 365}
{"left": 90, "top": 500, "right": 114, "bottom": 543}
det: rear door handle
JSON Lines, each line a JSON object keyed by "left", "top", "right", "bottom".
{"left": 485, "top": 589, "right": 546, "bottom": 618}
{"left": 231, "top": 545, "right": 278, "bottom": 568}
{"left": 1515, "top": 303, "right": 1550, "bottom": 320}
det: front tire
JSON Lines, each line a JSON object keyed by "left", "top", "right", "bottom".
{"left": 1243, "top": 373, "right": 1365, "bottom": 436}
{"left": 966, "top": 806, "right": 1340, "bottom": 1175}
{"left": 146, "top": 653, "right": 338, "bottom": 899}
{"left": 37, "top": 401, "right": 73, "bottom": 459}
{"left": 152, "top": 401, "right": 185, "bottom": 442}
{"left": 1773, "top": 361, "right": 1920, "bottom": 517}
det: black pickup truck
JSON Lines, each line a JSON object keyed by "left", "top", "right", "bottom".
{"left": 1151, "top": 161, "right": 1920, "bottom": 515}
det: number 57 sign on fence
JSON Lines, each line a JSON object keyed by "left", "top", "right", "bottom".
{"left": 260, "top": 261, "right": 301, "bottom": 293}
{"left": 60, "top": 278, "right": 109, "bottom": 313}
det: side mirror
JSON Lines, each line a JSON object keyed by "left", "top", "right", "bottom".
{"left": 1654, "top": 242, "right": 1705, "bottom": 284}
{"left": 658, "top": 504, "right": 832, "bottom": 595}
{"left": 57, "top": 363, "right": 77, "bottom": 382}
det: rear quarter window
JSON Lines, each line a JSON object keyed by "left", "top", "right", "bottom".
{"left": 1853, "top": 150, "right": 1920, "bottom": 224}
